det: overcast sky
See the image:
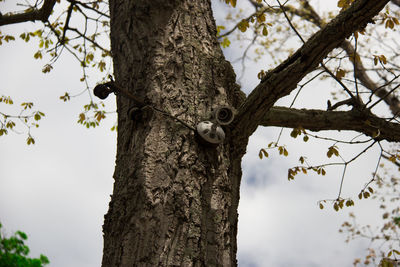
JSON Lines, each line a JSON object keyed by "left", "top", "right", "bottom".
{"left": 0, "top": 1, "right": 389, "bottom": 266}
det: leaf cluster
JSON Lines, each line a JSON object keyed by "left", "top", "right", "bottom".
{"left": 0, "top": 96, "right": 45, "bottom": 145}
{"left": 0, "top": 223, "right": 49, "bottom": 267}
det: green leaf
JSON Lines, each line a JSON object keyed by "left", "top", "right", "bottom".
{"left": 221, "top": 37, "right": 231, "bottom": 48}
{"left": 40, "top": 254, "right": 50, "bottom": 264}
{"left": 16, "top": 231, "right": 27, "bottom": 240}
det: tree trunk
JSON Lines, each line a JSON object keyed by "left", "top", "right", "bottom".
{"left": 102, "top": 1, "right": 247, "bottom": 266}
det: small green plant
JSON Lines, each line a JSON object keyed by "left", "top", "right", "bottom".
{"left": 0, "top": 223, "right": 49, "bottom": 267}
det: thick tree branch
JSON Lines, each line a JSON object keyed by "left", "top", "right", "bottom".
{"left": 0, "top": 0, "right": 57, "bottom": 26}
{"left": 297, "top": 0, "right": 400, "bottom": 115}
{"left": 263, "top": 106, "right": 400, "bottom": 142}
{"left": 232, "top": 0, "right": 389, "bottom": 142}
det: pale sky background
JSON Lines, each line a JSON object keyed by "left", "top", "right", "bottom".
{"left": 0, "top": 1, "right": 392, "bottom": 266}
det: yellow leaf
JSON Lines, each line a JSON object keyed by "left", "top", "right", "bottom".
{"left": 333, "top": 202, "right": 339, "bottom": 211}
{"left": 257, "top": 13, "right": 266, "bottom": 23}
{"left": 257, "top": 70, "right": 266, "bottom": 80}
{"left": 380, "top": 55, "right": 387, "bottom": 64}
{"left": 386, "top": 19, "right": 395, "bottom": 29}
{"left": 336, "top": 69, "right": 346, "bottom": 80}
{"left": 262, "top": 26, "right": 268, "bottom": 36}
{"left": 349, "top": 53, "right": 360, "bottom": 63}
{"left": 221, "top": 37, "right": 230, "bottom": 48}
{"left": 238, "top": 20, "right": 249, "bottom": 32}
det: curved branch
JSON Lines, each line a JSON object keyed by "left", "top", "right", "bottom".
{"left": 263, "top": 106, "right": 400, "bottom": 142}
{"left": 298, "top": 0, "right": 400, "bottom": 115}
{"left": 0, "top": 0, "right": 57, "bottom": 26}
{"left": 232, "top": 0, "right": 389, "bottom": 142}
{"left": 292, "top": 0, "right": 400, "bottom": 115}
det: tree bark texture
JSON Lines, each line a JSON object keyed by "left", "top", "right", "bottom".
{"left": 102, "top": 0, "right": 392, "bottom": 266}
{"left": 263, "top": 107, "right": 400, "bottom": 142}
{"left": 103, "top": 1, "right": 246, "bottom": 266}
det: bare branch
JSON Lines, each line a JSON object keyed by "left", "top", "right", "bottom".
{"left": 61, "top": 2, "right": 75, "bottom": 45}
{"left": 0, "top": 0, "right": 57, "bottom": 26}
{"left": 69, "top": 0, "right": 110, "bottom": 18}
{"left": 262, "top": 106, "right": 400, "bottom": 142}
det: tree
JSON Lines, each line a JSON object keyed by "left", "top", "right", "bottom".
{"left": 1, "top": 0, "right": 400, "bottom": 265}
{"left": 0, "top": 222, "right": 50, "bottom": 267}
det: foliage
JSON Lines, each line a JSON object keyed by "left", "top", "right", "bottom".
{"left": 0, "top": 223, "right": 49, "bottom": 267}
{"left": 0, "top": 95, "right": 45, "bottom": 145}
{"left": 339, "top": 160, "right": 400, "bottom": 266}
{"left": 0, "top": 0, "right": 113, "bottom": 141}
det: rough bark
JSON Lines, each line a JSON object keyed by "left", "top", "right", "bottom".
{"left": 233, "top": 0, "right": 390, "bottom": 143}
{"left": 263, "top": 107, "right": 400, "bottom": 142}
{"left": 102, "top": 1, "right": 246, "bottom": 266}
